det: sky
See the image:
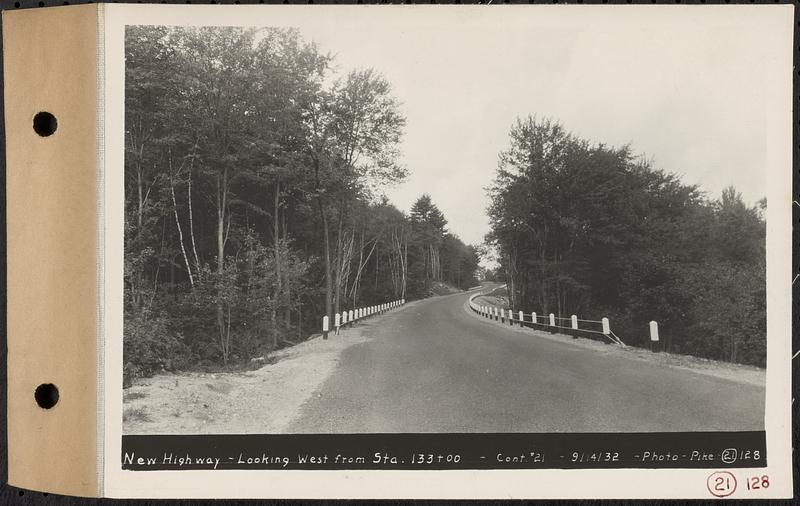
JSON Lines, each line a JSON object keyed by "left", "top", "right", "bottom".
{"left": 255, "top": 6, "right": 790, "bottom": 248}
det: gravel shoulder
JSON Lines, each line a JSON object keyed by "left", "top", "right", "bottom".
{"left": 464, "top": 297, "right": 765, "bottom": 388}
{"left": 122, "top": 320, "right": 378, "bottom": 435}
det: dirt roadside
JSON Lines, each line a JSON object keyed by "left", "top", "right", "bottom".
{"left": 122, "top": 313, "right": 394, "bottom": 435}
{"left": 466, "top": 296, "right": 765, "bottom": 388}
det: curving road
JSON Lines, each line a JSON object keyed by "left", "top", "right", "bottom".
{"left": 286, "top": 286, "right": 765, "bottom": 433}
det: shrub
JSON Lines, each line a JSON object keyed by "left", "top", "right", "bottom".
{"left": 123, "top": 309, "right": 193, "bottom": 386}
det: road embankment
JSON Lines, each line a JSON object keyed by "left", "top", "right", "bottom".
{"left": 122, "top": 318, "right": 384, "bottom": 434}
{"left": 463, "top": 295, "right": 765, "bottom": 389}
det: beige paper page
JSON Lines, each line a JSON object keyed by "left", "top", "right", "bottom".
{"left": 4, "top": 4, "right": 101, "bottom": 497}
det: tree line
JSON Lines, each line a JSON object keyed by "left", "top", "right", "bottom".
{"left": 486, "top": 116, "right": 766, "bottom": 366}
{"left": 124, "top": 26, "right": 479, "bottom": 382}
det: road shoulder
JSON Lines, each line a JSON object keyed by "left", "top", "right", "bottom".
{"left": 462, "top": 298, "right": 765, "bottom": 388}
{"left": 122, "top": 323, "right": 378, "bottom": 434}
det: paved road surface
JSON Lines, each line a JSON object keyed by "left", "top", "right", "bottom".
{"left": 286, "top": 287, "right": 764, "bottom": 433}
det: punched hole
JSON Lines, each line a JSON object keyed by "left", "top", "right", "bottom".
{"left": 32, "top": 111, "right": 57, "bottom": 137}
{"left": 34, "top": 383, "right": 59, "bottom": 409}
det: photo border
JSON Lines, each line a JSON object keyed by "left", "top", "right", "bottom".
{"left": 98, "top": 3, "right": 794, "bottom": 499}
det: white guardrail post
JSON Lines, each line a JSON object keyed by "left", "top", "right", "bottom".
{"left": 462, "top": 291, "right": 628, "bottom": 347}
{"left": 334, "top": 312, "right": 341, "bottom": 335}
{"left": 322, "top": 315, "right": 329, "bottom": 339}
{"left": 649, "top": 320, "right": 659, "bottom": 351}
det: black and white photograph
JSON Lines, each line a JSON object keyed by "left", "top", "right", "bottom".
{"left": 119, "top": 8, "right": 776, "bottom": 445}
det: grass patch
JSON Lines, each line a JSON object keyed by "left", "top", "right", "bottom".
{"left": 123, "top": 407, "right": 151, "bottom": 423}
{"left": 485, "top": 285, "right": 508, "bottom": 297}
{"left": 123, "top": 390, "right": 147, "bottom": 402}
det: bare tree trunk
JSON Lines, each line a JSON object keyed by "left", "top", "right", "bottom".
{"left": 297, "top": 304, "right": 302, "bottom": 341}
{"left": 352, "top": 229, "right": 364, "bottom": 306}
{"left": 318, "top": 199, "right": 333, "bottom": 322}
{"left": 374, "top": 241, "right": 379, "bottom": 289}
{"left": 283, "top": 209, "right": 291, "bottom": 329}
{"left": 350, "top": 233, "right": 379, "bottom": 304}
{"left": 169, "top": 181, "right": 194, "bottom": 288}
{"left": 284, "top": 283, "right": 292, "bottom": 330}
{"left": 401, "top": 234, "right": 408, "bottom": 299}
{"left": 137, "top": 167, "right": 144, "bottom": 232}
{"left": 333, "top": 220, "right": 342, "bottom": 316}
{"left": 187, "top": 169, "right": 200, "bottom": 277}
{"left": 217, "top": 168, "right": 227, "bottom": 358}
{"left": 271, "top": 182, "right": 282, "bottom": 348}
{"left": 170, "top": 258, "right": 177, "bottom": 302}
{"left": 339, "top": 232, "right": 354, "bottom": 312}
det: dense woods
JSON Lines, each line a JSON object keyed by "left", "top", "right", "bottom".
{"left": 124, "top": 25, "right": 765, "bottom": 385}
{"left": 124, "top": 26, "right": 479, "bottom": 382}
{"left": 487, "top": 117, "right": 766, "bottom": 366}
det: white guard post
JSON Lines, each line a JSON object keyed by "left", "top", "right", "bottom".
{"left": 602, "top": 317, "right": 610, "bottom": 335}
{"left": 532, "top": 312, "right": 537, "bottom": 325}
{"left": 549, "top": 313, "right": 555, "bottom": 326}
{"left": 518, "top": 310, "right": 523, "bottom": 324}
{"left": 650, "top": 321, "right": 659, "bottom": 341}
{"left": 322, "top": 315, "right": 329, "bottom": 339}
{"left": 334, "top": 312, "right": 341, "bottom": 335}
{"left": 571, "top": 315, "right": 578, "bottom": 330}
